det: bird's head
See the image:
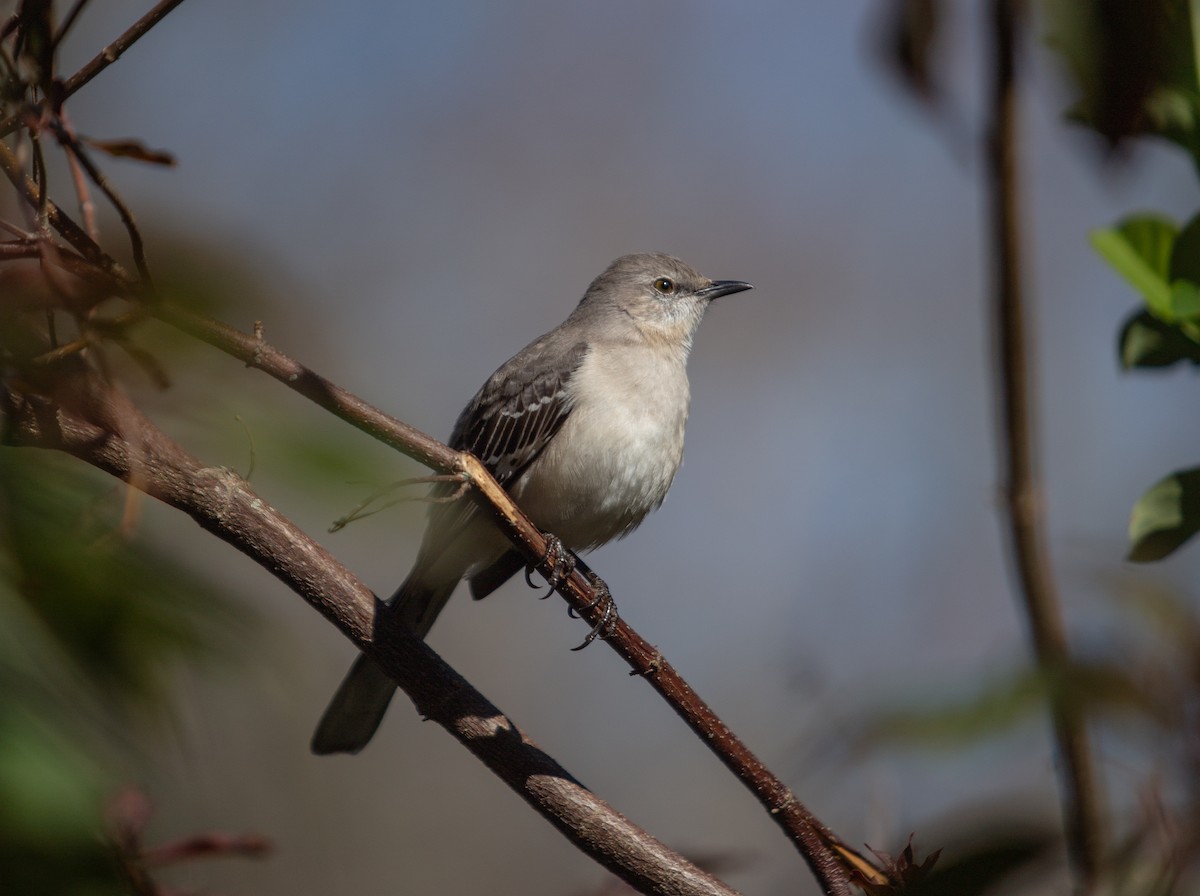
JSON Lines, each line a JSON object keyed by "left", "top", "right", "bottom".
{"left": 574, "top": 252, "right": 752, "bottom": 353}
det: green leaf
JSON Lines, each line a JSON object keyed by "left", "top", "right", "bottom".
{"left": 1169, "top": 278, "right": 1200, "bottom": 319}
{"left": 1119, "top": 308, "right": 1200, "bottom": 368}
{"left": 1169, "top": 209, "right": 1200, "bottom": 285}
{"left": 1143, "top": 86, "right": 1200, "bottom": 166}
{"left": 1046, "top": 0, "right": 1200, "bottom": 166}
{"left": 1091, "top": 216, "right": 1178, "bottom": 315}
{"left": 1128, "top": 468, "right": 1200, "bottom": 561}
{"left": 0, "top": 452, "right": 252, "bottom": 706}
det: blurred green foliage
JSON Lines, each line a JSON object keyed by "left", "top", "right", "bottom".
{"left": 1053, "top": 0, "right": 1200, "bottom": 563}
{"left": 0, "top": 450, "right": 250, "bottom": 893}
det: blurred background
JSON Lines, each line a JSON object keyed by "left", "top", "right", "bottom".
{"left": 3, "top": 1, "right": 1199, "bottom": 893}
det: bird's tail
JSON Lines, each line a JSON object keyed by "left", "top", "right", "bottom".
{"left": 310, "top": 576, "right": 456, "bottom": 755}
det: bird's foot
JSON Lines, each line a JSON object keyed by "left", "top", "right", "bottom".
{"left": 525, "top": 533, "right": 575, "bottom": 599}
{"left": 570, "top": 569, "right": 618, "bottom": 651}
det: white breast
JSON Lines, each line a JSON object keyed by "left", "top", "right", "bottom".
{"left": 512, "top": 343, "right": 690, "bottom": 550}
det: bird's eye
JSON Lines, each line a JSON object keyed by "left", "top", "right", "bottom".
{"left": 653, "top": 277, "right": 676, "bottom": 295}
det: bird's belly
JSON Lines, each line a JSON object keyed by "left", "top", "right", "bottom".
{"left": 511, "top": 393, "right": 686, "bottom": 550}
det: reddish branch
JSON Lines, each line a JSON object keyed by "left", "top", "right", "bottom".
{"left": 985, "top": 0, "right": 1105, "bottom": 887}
{"left": 1, "top": 364, "right": 739, "bottom": 896}
{"left": 154, "top": 304, "right": 871, "bottom": 895}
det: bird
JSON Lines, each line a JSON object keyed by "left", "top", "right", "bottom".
{"left": 311, "top": 252, "right": 752, "bottom": 754}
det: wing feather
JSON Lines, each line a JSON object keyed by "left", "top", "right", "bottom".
{"left": 420, "top": 338, "right": 590, "bottom": 552}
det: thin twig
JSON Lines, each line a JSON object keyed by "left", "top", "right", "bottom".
{"left": 53, "top": 122, "right": 152, "bottom": 285}
{"left": 30, "top": 131, "right": 49, "bottom": 230}
{"left": 330, "top": 474, "right": 470, "bottom": 532}
{"left": 0, "top": 0, "right": 189, "bottom": 138}
{"left": 0, "top": 240, "right": 37, "bottom": 258}
{"left": 985, "top": 0, "right": 1105, "bottom": 888}
{"left": 51, "top": 0, "right": 94, "bottom": 53}
{"left": 58, "top": 111, "right": 99, "bottom": 240}
{"left": 0, "top": 218, "right": 33, "bottom": 239}
{"left": 0, "top": 138, "right": 131, "bottom": 280}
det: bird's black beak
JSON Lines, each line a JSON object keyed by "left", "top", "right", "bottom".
{"left": 698, "top": 280, "right": 753, "bottom": 300}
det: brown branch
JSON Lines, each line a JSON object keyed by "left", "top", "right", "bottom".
{"left": 0, "top": 139, "right": 131, "bottom": 281}
{"left": 51, "top": 0, "right": 93, "bottom": 53}
{"left": 985, "top": 0, "right": 1105, "bottom": 888}
{"left": 52, "top": 122, "right": 152, "bottom": 284}
{"left": 0, "top": 367, "right": 741, "bottom": 896}
{"left": 0, "top": 0, "right": 189, "bottom": 137}
{"left": 152, "top": 305, "right": 871, "bottom": 896}
{"left": 61, "top": 0, "right": 187, "bottom": 101}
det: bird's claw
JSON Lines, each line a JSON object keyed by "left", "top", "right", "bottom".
{"left": 526, "top": 534, "right": 575, "bottom": 599}
{"left": 570, "top": 572, "right": 618, "bottom": 651}
{"left": 525, "top": 539, "right": 617, "bottom": 649}
{"left": 524, "top": 565, "right": 553, "bottom": 599}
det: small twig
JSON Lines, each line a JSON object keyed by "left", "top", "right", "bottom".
{"left": 61, "top": 0, "right": 189, "bottom": 99}
{"left": 0, "top": 218, "right": 33, "bottom": 239}
{"left": 330, "top": 474, "right": 469, "bottom": 532}
{"left": 0, "top": 138, "right": 132, "bottom": 280}
{"left": 0, "top": 240, "right": 38, "bottom": 258}
{"left": 232, "top": 415, "right": 256, "bottom": 480}
{"left": 53, "top": 121, "right": 151, "bottom": 286}
{"left": 28, "top": 333, "right": 92, "bottom": 364}
{"left": 0, "top": 0, "right": 189, "bottom": 139}
{"left": 985, "top": 0, "right": 1105, "bottom": 888}
{"left": 0, "top": 12, "right": 20, "bottom": 44}
{"left": 51, "top": 0, "right": 93, "bottom": 53}
{"left": 29, "top": 131, "right": 49, "bottom": 230}
{"left": 58, "top": 112, "right": 99, "bottom": 239}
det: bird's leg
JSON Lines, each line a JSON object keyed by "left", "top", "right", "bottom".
{"left": 526, "top": 533, "right": 576, "bottom": 599}
{"left": 569, "top": 559, "right": 618, "bottom": 651}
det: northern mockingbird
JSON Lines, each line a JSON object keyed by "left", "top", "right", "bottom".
{"left": 311, "top": 252, "right": 752, "bottom": 754}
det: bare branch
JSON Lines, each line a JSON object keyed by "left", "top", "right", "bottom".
{"left": 152, "top": 303, "right": 871, "bottom": 896}
{"left": 985, "top": 0, "right": 1105, "bottom": 887}
{"left": 52, "top": 121, "right": 152, "bottom": 284}
{"left": 0, "top": 138, "right": 131, "bottom": 280}
{"left": 51, "top": 0, "right": 93, "bottom": 53}
{"left": 0, "top": 0, "right": 189, "bottom": 138}
{"left": 0, "top": 367, "right": 742, "bottom": 896}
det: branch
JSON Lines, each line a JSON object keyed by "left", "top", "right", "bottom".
{"left": 0, "top": 139, "right": 131, "bottom": 281}
{"left": 985, "top": 0, "right": 1105, "bottom": 887}
{"left": 0, "top": 7, "right": 876, "bottom": 881}
{"left": 0, "top": 0, "right": 190, "bottom": 138}
{"left": 153, "top": 305, "right": 871, "bottom": 896}
{"left": 0, "top": 365, "right": 740, "bottom": 896}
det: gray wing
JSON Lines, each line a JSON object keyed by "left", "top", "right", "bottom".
{"left": 420, "top": 336, "right": 590, "bottom": 560}
{"left": 450, "top": 337, "right": 589, "bottom": 484}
